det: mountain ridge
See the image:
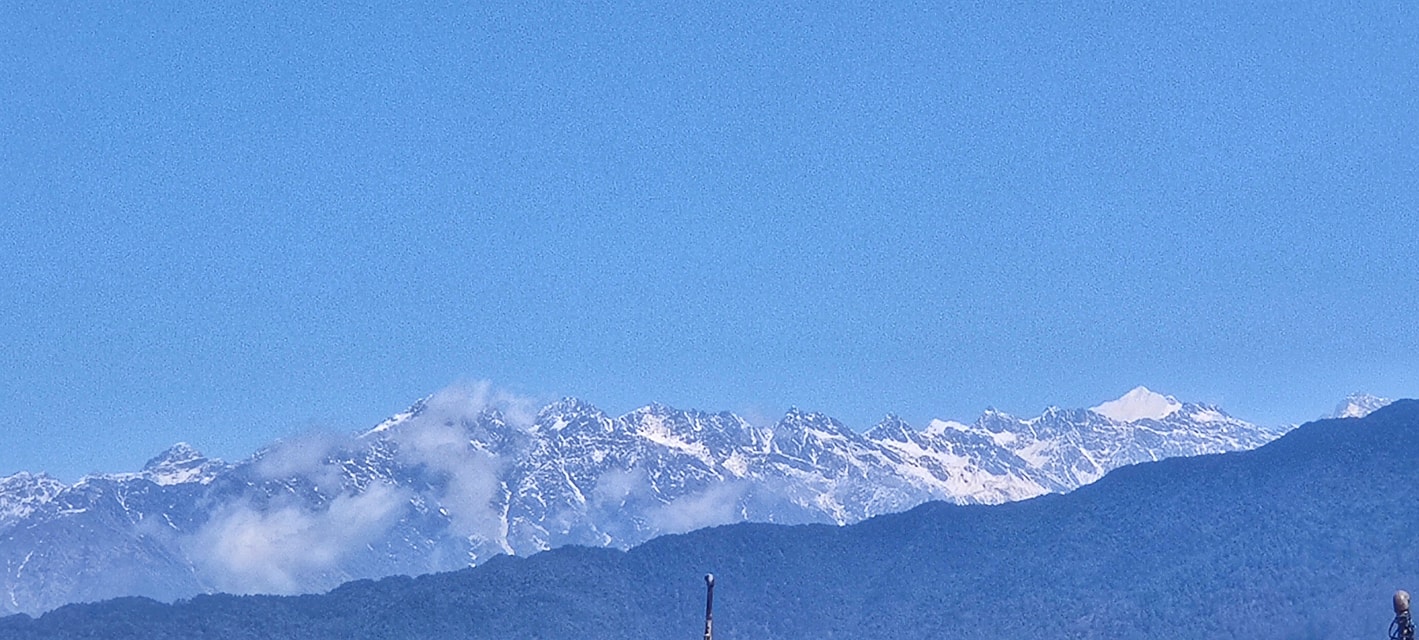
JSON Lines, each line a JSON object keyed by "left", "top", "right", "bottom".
{"left": 3, "top": 399, "right": 1414, "bottom": 639}
{"left": 0, "top": 388, "right": 1325, "bottom": 615}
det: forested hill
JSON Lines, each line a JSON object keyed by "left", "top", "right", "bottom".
{"left": 4, "top": 401, "right": 1417, "bottom": 640}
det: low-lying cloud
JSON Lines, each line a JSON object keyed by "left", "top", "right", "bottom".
{"left": 591, "top": 466, "right": 748, "bottom": 538}
{"left": 386, "top": 405, "right": 508, "bottom": 546}
{"left": 419, "top": 380, "right": 539, "bottom": 430}
{"left": 177, "top": 380, "right": 754, "bottom": 594}
{"left": 646, "top": 481, "right": 747, "bottom": 535}
{"left": 186, "top": 482, "right": 410, "bottom": 594}
{"left": 184, "top": 380, "right": 541, "bottom": 590}
{"left": 251, "top": 431, "right": 350, "bottom": 492}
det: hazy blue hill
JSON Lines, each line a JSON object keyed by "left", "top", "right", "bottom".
{"left": 4, "top": 400, "right": 1416, "bottom": 639}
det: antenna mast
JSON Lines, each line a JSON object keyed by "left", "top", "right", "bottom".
{"left": 703, "top": 573, "right": 715, "bottom": 640}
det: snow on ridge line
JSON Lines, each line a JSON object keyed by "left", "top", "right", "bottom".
{"left": 1331, "top": 393, "right": 1393, "bottom": 419}
{"left": 1090, "top": 386, "right": 1182, "bottom": 422}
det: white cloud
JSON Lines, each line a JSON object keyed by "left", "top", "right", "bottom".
{"left": 646, "top": 481, "right": 747, "bottom": 535}
{"left": 379, "top": 380, "right": 542, "bottom": 552}
{"left": 421, "top": 380, "right": 539, "bottom": 430}
{"left": 184, "top": 379, "right": 539, "bottom": 591}
{"left": 387, "top": 416, "right": 507, "bottom": 544}
{"left": 591, "top": 467, "right": 646, "bottom": 507}
{"left": 250, "top": 431, "right": 349, "bottom": 493}
{"left": 186, "top": 482, "right": 409, "bottom": 594}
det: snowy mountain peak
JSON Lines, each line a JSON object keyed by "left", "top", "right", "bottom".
{"left": 137, "top": 443, "right": 225, "bottom": 486}
{"left": 0, "top": 472, "right": 65, "bottom": 529}
{"left": 865, "top": 414, "right": 914, "bottom": 442}
{"left": 0, "top": 471, "right": 63, "bottom": 496}
{"left": 535, "top": 396, "right": 613, "bottom": 434}
{"left": 1331, "top": 393, "right": 1393, "bottom": 419}
{"left": 542, "top": 396, "right": 598, "bottom": 415}
{"left": 627, "top": 401, "right": 675, "bottom": 417}
{"left": 1091, "top": 386, "right": 1182, "bottom": 422}
{"left": 142, "top": 443, "right": 206, "bottom": 470}
{"left": 777, "top": 407, "right": 850, "bottom": 435}
{"left": 363, "top": 397, "right": 429, "bottom": 436}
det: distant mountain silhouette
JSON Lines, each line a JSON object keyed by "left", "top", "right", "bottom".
{"left": 3, "top": 400, "right": 1416, "bottom": 640}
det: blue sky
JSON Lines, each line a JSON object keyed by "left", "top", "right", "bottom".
{"left": 2, "top": 2, "right": 1416, "bottom": 480}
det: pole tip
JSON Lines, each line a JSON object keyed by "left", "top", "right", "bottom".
{"left": 1397, "top": 590, "right": 1411, "bottom": 615}
{"left": 705, "top": 573, "right": 715, "bottom": 587}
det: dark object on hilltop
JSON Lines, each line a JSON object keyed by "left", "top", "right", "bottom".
{"left": 703, "top": 574, "right": 715, "bottom": 640}
{"left": 1393, "top": 590, "right": 1414, "bottom": 640}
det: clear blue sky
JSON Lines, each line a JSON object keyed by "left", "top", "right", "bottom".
{"left": 3, "top": 2, "right": 1416, "bottom": 480}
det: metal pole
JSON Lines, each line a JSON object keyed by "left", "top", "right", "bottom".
{"left": 703, "top": 574, "right": 715, "bottom": 640}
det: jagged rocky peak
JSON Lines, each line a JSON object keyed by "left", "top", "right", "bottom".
{"left": 975, "top": 407, "right": 1023, "bottom": 432}
{"left": 1033, "top": 404, "right": 1093, "bottom": 426}
{"left": 866, "top": 414, "right": 915, "bottom": 442}
{"left": 535, "top": 396, "right": 617, "bottom": 435}
{"left": 626, "top": 401, "right": 676, "bottom": 417}
{"left": 775, "top": 407, "right": 862, "bottom": 445}
{"left": 624, "top": 403, "right": 742, "bottom": 437}
{"left": 142, "top": 442, "right": 207, "bottom": 470}
{"left": 364, "top": 396, "right": 431, "bottom": 435}
{"left": 0, "top": 471, "right": 66, "bottom": 527}
{"left": 923, "top": 418, "right": 972, "bottom": 437}
{"left": 0, "top": 470, "right": 59, "bottom": 485}
{"left": 1331, "top": 393, "right": 1393, "bottom": 419}
{"left": 0, "top": 470, "right": 66, "bottom": 496}
{"left": 979, "top": 406, "right": 1015, "bottom": 420}
{"left": 539, "top": 396, "right": 600, "bottom": 416}
{"left": 139, "top": 443, "right": 225, "bottom": 486}
{"left": 1090, "top": 386, "right": 1182, "bottom": 422}
{"left": 1175, "top": 401, "right": 1233, "bottom": 422}
{"left": 778, "top": 406, "right": 845, "bottom": 429}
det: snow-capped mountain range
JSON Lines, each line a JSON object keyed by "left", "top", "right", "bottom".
{"left": 0, "top": 387, "right": 1365, "bottom": 615}
{"left": 1330, "top": 392, "right": 1394, "bottom": 419}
